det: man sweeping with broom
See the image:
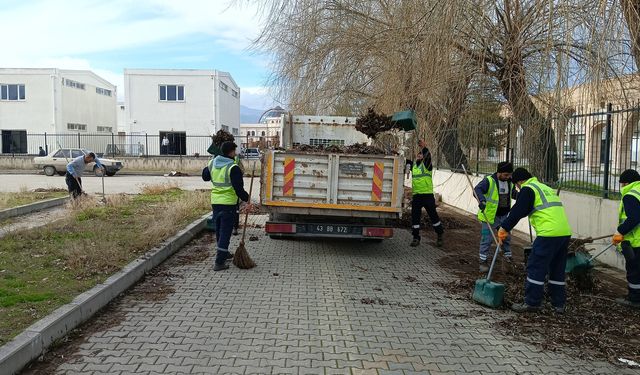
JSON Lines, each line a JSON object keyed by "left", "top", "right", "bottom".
{"left": 208, "top": 141, "right": 250, "bottom": 271}
{"left": 497, "top": 168, "right": 572, "bottom": 313}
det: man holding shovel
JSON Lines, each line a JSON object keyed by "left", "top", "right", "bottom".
{"left": 65, "top": 152, "right": 104, "bottom": 198}
{"left": 409, "top": 140, "right": 444, "bottom": 247}
{"left": 611, "top": 169, "right": 640, "bottom": 308}
{"left": 474, "top": 161, "right": 516, "bottom": 272}
{"left": 207, "top": 142, "right": 250, "bottom": 271}
{"left": 497, "top": 168, "right": 572, "bottom": 313}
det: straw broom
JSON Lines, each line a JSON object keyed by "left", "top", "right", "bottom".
{"left": 233, "top": 164, "right": 257, "bottom": 269}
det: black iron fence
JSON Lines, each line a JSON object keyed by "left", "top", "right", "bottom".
{"left": 433, "top": 103, "right": 640, "bottom": 199}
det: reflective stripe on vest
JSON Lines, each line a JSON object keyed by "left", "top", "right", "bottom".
{"left": 522, "top": 177, "right": 571, "bottom": 237}
{"left": 412, "top": 163, "right": 433, "bottom": 195}
{"left": 619, "top": 181, "right": 640, "bottom": 248}
{"left": 209, "top": 159, "right": 238, "bottom": 205}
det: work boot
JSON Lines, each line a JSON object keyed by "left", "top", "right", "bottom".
{"left": 511, "top": 302, "right": 542, "bottom": 313}
{"left": 553, "top": 305, "right": 566, "bottom": 314}
{"left": 213, "top": 263, "right": 230, "bottom": 271}
{"left": 479, "top": 261, "right": 489, "bottom": 273}
{"left": 436, "top": 234, "right": 443, "bottom": 247}
{"left": 233, "top": 228, "right": 239, "bottom": 236}
{"left": 410, "top": 238, "right": 420, "bottom": 247}
{"left": 615, "top": 297, "right": 640, "bottom": 309}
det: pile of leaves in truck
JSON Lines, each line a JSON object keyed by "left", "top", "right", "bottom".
{"left": 355, "top": 108, "right": 402, "bottom": 138}
{"left": 429, "top": 206, "right": 640, "bottom": 366}
{"left": 211, "top": 129, "right": 235, "bottom": 145}
{"left": 292, "top": 142, "right": 386, "bottom": 155}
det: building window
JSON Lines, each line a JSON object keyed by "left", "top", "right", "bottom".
{"left": 1, "top": 84, "right": 25, "bottom": 101}
{"left": 64, "top": 79, "right": 85, "bottom": 90}
{"left": 97, "top": 126, "right": 113, "bottom": 133}
{"left": 232, "top": 128, "right": 239, "bottom": 136}
{"left": 231, "top": 89, "right": 239, "bottom": 98}
{"left": 159, "top": 85, "right": 185, "bottom": 102}
{"left": 251, "top": 131, "right": 255, "bottom": 136}
{"left": 219, "top": 82, "right": 228, "bottom": 91}
{"left": 261, "top": 131, "right": 266, "bottom": 136}
{"left": 67, "top": 123, "right": 87, "bottom": 131}
{"left": 96, "top": 87, "right": 112, "bottom": 96}
{"left": 309, "top": 139, "right": 345, "bottom": 146}
{"left": 221, "top": 125, "right": 229, "bottom": 132}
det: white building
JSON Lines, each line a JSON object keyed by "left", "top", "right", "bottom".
{"left": 124, "top": 69, "right": 240, "bottom": 155}
{"left": 0, "top": 68, "right": 117, "bottom": 154}
{"left": 240, "top": 118, "right": 282, "bottom": 148}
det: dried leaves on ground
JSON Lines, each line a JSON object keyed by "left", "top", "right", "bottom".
{"left": 292, "top": 142, "right": 386, "bottom": 155}
{"left": 429, "top": 206, "right": 640, "bottom": 366}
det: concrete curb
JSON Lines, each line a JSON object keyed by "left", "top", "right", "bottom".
{"left": 0, "top": 196, "right": 69, "bottom": 220}
{"left": 0, "top": 212, "right": 210, "bottom": 375}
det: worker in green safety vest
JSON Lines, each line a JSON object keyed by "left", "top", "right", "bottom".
{"left": 203, "top": 141, "right": 250, "bottom": 271}
{"left": 497, "top": 167, "right": 572, "bottom": 313}
{"left": 409, "top": 140, "right": 444, "bottom": 247}
{"left": 473, "top": 161, "right": 516, "bottom": 272}
{"left": 611, "top": 169, "right": 640, "bottom": 308}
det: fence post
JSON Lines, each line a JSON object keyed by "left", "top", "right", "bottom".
{"left": 603, "top": 103, "right": 613, "bottom": 199}
{"left": 145, "top": 133, "right": 149, "bottom": 157}
{"left": 506, "top": 121, "right": 511, "bottom": 163}
{"left": 77, "top": 132, "right": 81, "bottom": 149}
{"left": 111, "top": 132, "right": 115, "bottom": 158}
{"left": 475, "top": 127, "right": 480, "bottom": 174}
{"left": 44, "top": 132, "right": 48, "bottom": 154}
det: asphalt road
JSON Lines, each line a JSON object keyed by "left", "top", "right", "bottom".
{"left": 0, "top": 173, "right": 262, "bottom": 200}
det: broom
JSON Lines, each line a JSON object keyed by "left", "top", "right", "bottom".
{"left": 233, "top": 165, "right": 257, "bottom": 269}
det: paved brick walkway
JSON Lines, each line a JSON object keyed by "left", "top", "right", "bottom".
{"left": 49, "top": 216, "right": 632, "bottom": 374}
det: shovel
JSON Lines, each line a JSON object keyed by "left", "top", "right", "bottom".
{"left": 462, "top": 165, "right": 505, "bottom": 308}
{"left": 566, "top": 243, "right": 615, "bottom": 274}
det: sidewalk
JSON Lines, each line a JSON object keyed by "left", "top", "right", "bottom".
{"left": 25, "top": 216, "right": 633, "bottom": 374}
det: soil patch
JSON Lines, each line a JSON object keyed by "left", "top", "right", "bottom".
{"left": 431, "top": 205, "right": 639, "bottom": 365}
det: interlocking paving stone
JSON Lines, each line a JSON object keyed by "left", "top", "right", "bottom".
{"left": 45, "top": 216, "right": 636, "bottom": 374}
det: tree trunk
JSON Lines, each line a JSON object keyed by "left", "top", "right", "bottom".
{"left": 622, "top": 0, "right": 640, "bottom": 69}
{"left": 435, "top": 77, "right": 471, "bottom": 170}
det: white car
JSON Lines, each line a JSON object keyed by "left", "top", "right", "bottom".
{"left": 33, "top": 148, "right": 124, "bottom": 176}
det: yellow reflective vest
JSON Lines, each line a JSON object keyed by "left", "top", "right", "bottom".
{"left": 412, "top": 162, "right": 433, "bottom": 195}
{"left": 209, "top": 159, "right": 239, "bottom": 205}
{"left": 522, "top": 177, "right": 571, "bottom": 237}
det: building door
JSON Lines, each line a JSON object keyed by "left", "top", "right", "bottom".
{"left": 159, "top": 131, "right": 187, "bottom": 155}
{"left": 1, "top": 130, "right": 27, "bottom": 154}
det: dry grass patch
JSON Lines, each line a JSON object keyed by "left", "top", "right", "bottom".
{"left": 0, "top": 187, "right": 208, "bottom": 345}
{"left": 0, "top": 191, "right": 68, "bottom": 210}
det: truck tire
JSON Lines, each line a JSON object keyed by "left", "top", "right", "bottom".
{"left": 43, "top": 166, "right": 56, "bottom": 176}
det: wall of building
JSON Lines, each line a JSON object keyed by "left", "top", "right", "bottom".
{"left": 59, "top": 71, "right": 117, "bottom": 134}
{"left": 215, "top": 72, "right": 240, "bottom": 137}
{"left": 432, "top": 168, "right": 625, "bottom": 270}
{"left": 0, "top": 69, "right": 55, "bottom": 134}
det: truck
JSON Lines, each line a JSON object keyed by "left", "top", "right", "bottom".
{"left": 260, "top": 114, "right": 405, "bottom": 240}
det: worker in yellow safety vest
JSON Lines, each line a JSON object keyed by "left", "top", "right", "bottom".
{"left": 204, "top": 141, "right": 250, "bottom": 271}
{"left": 409, "top": 140, "right": 444, "bottom": 247}
{"left": 497, "top": 167, "right": 572, "bottom": 313}
{"left": 611, "top": 169, "right": 640, "bottom": 309}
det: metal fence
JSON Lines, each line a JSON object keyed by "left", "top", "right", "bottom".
{"left": 433, "top": 103, "right": 640, "bottom": 199}
{"left": 0, "top": 132, "right": 215, "bottom": 158}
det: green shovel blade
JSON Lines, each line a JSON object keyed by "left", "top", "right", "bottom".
{"left": 472, "top": 279, "right": 505, "bottom": 308}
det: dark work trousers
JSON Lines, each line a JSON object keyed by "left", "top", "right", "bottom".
{"left": 65, "top": 173, "right": 82, "bottom": 198}
{"left": 411, "top": 193, "right": 444, "bottom": 239}
{"left": 525, "top": 236, "right": 570, "bottom": 308}
{"left": 234, "top": 201, "right": 240, "bottom": 231}
{"left": 624, "top": 245, "right": 640, "bottom": 302}
{"left": 213, "top": 204, "right": 236, "bottom": 266}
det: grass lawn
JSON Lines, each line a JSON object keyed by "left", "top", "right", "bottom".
{"left": 0, "top": 191, "right": 68, "bottom": 210}
{"left": 0, "top": 185, "right": 209, "bottom": 345}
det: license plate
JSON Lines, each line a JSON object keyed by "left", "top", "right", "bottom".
{"left": 300, "top": 224, "right": 360, "bottom": 235}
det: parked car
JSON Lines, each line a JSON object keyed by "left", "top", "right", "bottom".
{"left": 33, "top": 148, "right": 124, "bottom": 176}
{"left": 242, "top": 148, "right": 261, "bottom": 159}
{"left": 563, "top": 147, "right": 578, "bottom": 163}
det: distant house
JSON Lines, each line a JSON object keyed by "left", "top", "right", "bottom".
{"left": 124, "top": 69, "right": 240, "bottom": 155}
{"left": 0, "top": 68, "right": 117, "bottom": 154}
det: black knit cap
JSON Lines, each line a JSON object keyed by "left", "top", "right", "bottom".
{"left": 511, "top": 167, "right": 532, "bottom": 183}
{"left": 619, "top": 169, "right": 640, "bottom": 184}
{"left": 220, "top": 141, "right": 237, "bottom": 157}
{"left": 497, "top": 161, "right": 513, "bottom": 173}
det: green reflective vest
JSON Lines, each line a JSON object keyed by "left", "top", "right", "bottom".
{"left": 619, "top": 181, "right": 640, "bottom": 247}
{"left": 209, "top": 159, "right": 239, "bottom": 205}
{"left": 477, "top": 176, "right": 513, "bottom": 224}
{"left": 522, "top": 177, "right": 571, "bottom": 237}
{"left": 412, "top": 162, "right": 433, "bottom": 195}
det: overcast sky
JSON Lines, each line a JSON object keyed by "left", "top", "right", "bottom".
{"left": 0, "top": 0, "right": 278, "bottom": 109}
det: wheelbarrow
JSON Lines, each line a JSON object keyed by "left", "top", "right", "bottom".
{"left": 566, "top": 243, "right": 615, "bottom": 274}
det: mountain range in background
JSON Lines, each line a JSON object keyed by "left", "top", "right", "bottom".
{"left": 240, "top": 105, "right": 265, "bottom": 123}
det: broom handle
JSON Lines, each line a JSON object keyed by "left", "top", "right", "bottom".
{"left": 586, "top": 234, "right": 612, "bottom": 242}
{"left": 240, "top": 164, "right": 256, "bottom": 243}
{"left": 461, "top": 165, "right": 501, "bottom": 281}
